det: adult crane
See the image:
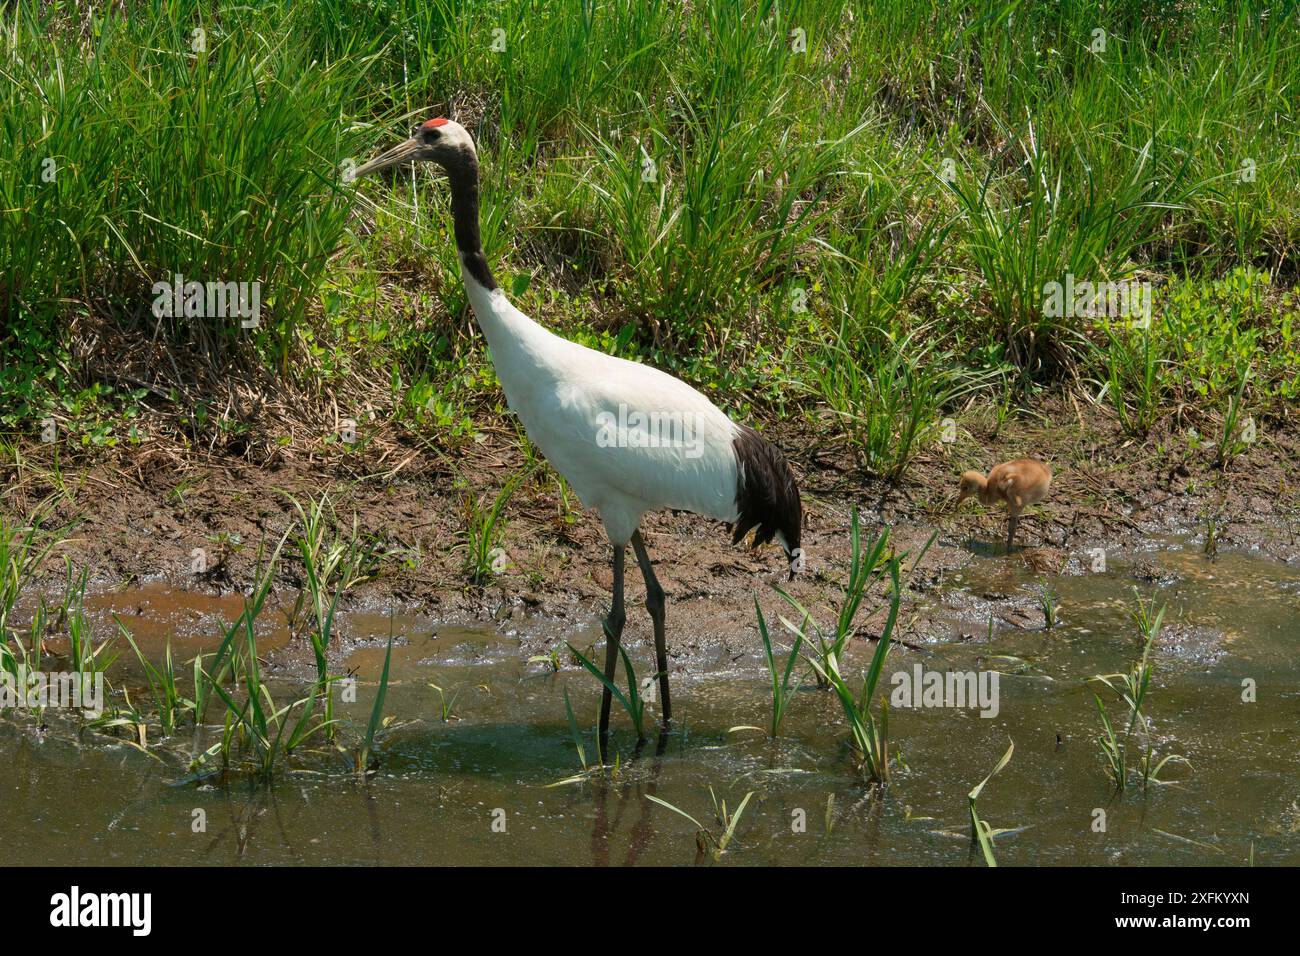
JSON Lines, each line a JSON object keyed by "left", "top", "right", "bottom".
{"left": 352, "top": 118, "right": 802, "bottom": 758}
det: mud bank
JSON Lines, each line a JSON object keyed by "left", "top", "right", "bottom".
{"left": 3, "top": 398, "right": 1298, "bottom": 680}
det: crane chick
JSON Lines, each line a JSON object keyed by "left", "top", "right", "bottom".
{"left": 956, "top": 459, "right": 1052, "bottom": 552}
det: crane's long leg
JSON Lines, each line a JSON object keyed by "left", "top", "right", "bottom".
{"left": 1006, "top": 510, "right": 1020, "bottom": 553}
{"left": 598, "top": 543, "right": 626, "bottom": 764}
{"left": 630, "top": 530, "right": 670, "bottom": 727}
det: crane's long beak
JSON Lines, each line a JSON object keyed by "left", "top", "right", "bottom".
{"left": 349, "top": 137, "right": 423, "bottom": 181}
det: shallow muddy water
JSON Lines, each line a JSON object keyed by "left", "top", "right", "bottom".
{"left": 2, "top": 539, "right": 1297, "bottom": 866}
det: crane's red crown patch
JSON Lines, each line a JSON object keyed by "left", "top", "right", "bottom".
{"left": 423, "top": 118, "right": 449, "bottom": 129}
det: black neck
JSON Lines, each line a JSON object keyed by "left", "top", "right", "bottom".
{"left": 445, "top": 154, "right": 498, "bottom": 291}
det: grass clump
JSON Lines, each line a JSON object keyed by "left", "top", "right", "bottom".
{"left": 647, "top": 788, "right": 756, "bottom": 863}
{"left": 566, "top": 634, "right": 647, "bottom": 755}
{"left": 773, "top": 507, "right": 891, "bottom": 689}
{"left": 1090, "top": 590, "right": 1191, "bottom": 792}
{"left": 753, "top": 595, "right": 803, "bottom": 738}
{"left": 968, "top": 740, "right": 1016, "bottom": 867}
{"left": 824, "top": 559, "right": 902, "bottom": 785}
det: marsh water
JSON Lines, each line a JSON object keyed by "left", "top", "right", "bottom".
{"left": 3, "top": 539, "right": 1298, "bottom": 866}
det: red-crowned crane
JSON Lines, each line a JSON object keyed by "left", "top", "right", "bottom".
{"left": 956, "top": 458, "right": 1052, "bottom": 551}
{"left": 352, "top": 118, "right": 802, "bottom": 759}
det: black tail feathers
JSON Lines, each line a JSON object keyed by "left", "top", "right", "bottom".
{"left": 730, "top": 425, "right": 802, "bottom": 572}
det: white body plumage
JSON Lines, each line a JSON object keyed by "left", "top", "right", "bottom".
{"left": 462, "top": 271, "right": 742, "bottom": 547}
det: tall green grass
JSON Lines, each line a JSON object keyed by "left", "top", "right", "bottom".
{"left": 3, "top": 0, "right": 1298, "bottom": 464}
{"left": 0, "top": 515, "right": 61, "bottom": 644}
{"left": 1, "top": 1, "right": 369, "bottom": 375}
{"left": 947, "top": 134, "right": 1195, "bottom": 379}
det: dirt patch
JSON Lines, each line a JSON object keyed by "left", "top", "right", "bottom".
{"left": 3, "top": 393, "right": 1298, "bottom": 678}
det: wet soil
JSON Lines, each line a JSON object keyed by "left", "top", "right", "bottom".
{"left": 3, "top": 395, "right": 1298, "bottom": 680}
